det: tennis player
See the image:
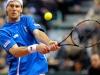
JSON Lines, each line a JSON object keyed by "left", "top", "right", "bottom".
{"left": 0, "top": 0, "right": 59, "bottom": 75}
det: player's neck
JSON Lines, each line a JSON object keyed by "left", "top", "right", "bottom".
{"left": 7, "top": 17, "right": 20, "bottom": 23}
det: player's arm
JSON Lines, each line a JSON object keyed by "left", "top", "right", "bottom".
{"left": 0, "top": 31, "right": 50, "bottom": 58}
{"left": 33, "top": 29, "right": 51, "bottom": 45}
{"left": 26, "top": 16, "right": 58, "bottom": 46}
{"left": 9, "top": 44, "right": 29, "bottom": 57}
{"left": 33, "top": 29, "right": 60, "bottom": 51}
{"left": 27, "top": 16, "right": 59, "bottom": 51}
{"left": 9, "top": 43, "right": 50, "bottom": 58}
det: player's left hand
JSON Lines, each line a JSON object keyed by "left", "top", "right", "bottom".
{"left": 48, "top": 40, "right": 60, "bottom": 51}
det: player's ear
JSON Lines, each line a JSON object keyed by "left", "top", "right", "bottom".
{"left": 6, "top": 7, "right": 8, "bottom": 16}
{"left": 20, "top": 7, "right": 23, "bottom": 13}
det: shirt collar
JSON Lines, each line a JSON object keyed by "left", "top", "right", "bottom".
{"left": 6, "top": 16, "right": 21, "bottom": 23}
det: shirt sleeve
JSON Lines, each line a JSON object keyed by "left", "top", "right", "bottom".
{"left": 0, "top": 30, "right": 16, "bottom": 52}
{"left": 26, "top": 16, "right": 44, "bottom": 33}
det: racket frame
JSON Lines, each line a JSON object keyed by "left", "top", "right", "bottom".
{"left": 58, "top": 19, "right": 100, "bottom": 48}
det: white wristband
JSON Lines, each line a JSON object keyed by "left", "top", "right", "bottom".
{"left": 27, "top": 44, "right": 38, "bottom": 53}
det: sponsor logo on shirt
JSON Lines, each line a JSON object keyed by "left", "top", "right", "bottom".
{"left": 4, "top": 40, "right": 10, "bottom": 48}
{"left": 24, "top": 26, "right": 28, "bottom": 32}
{"left": 13, "top": 34, "right": 19, "bottom": 38}
{"left": 34, "top": 24, "right": 41, "bottom": 27}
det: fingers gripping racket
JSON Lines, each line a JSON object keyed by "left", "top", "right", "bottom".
{"left": 58, "top": 20, "right": 100, "bottom": 48}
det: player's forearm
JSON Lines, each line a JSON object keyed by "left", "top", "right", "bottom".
{"left": 9, "top": 43, "right": 50, "bottom": 57}
{"left": 9, "top": 44, "right": 37, "bottom": 58}
{"left": 33, "top": 29, "right": 51, "bottom": 45}
{"left": 9, "top": 45, "right": 30, "bottom": 57}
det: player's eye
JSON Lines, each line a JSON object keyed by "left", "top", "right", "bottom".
{"left": 9, "top": 4, "right": 14, "bottom": 8}
{"left": 9, "top": 4, "right": 20, "bottom": 8}
{"left": 15, "top": 5, "right": 20, "bottom": 8}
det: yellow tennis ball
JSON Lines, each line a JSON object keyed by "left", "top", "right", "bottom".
{"left": 44, "top": 12, "right": 53, "bottom": 21}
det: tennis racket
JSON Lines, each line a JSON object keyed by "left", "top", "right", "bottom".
{"left": 58, "top": 20, "right": 100, "bottom": 48}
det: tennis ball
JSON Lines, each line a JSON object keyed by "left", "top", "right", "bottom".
{"left": 44, "top": 12, "right": 53, "bottom": 21}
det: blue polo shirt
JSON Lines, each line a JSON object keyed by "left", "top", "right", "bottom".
{"left": 0, "top": 15, "right": 48, "bottom": 75}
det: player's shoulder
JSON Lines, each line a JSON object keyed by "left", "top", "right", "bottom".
{"left": 0, "top": 24, "right": 7, "bottom": 31}
{"left": 0, "top": 23, "right": 9, "bottom": 34}
{"left": 20, "top": 15, "right": 33, "bottom": 20}
{"left": 20, "top": 15, "right": 35, "bottom": 24}
{"left": 0, "top": 28, "right": 9, "bottom": 36}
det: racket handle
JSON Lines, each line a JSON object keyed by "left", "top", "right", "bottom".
{"left": 58, "top": 43, "right": 61, "bottom": 46}
{"left": 58, "top": 43, "right": 67, "bottom": 46}
{"left": 58, "top": 43, "right": 79, "bottom": 47}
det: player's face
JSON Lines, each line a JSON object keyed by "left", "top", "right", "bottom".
{"left": 91, "top": 54, "right": 100, "bottom": 68}
{"left": 6, "top": 1, "right": 22, "bottom": 20}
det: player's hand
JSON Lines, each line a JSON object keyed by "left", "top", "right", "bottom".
{"left": 48, "top": 40, "right": 60, "bottom": 51}
{"left": 36, "top": 43, "right": 50, "bottom": 54}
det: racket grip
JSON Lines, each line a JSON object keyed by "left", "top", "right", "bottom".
{"left": 58, "top": 43, "right": 61, "bottom": 46}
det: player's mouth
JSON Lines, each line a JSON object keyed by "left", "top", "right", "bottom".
{"left": 11, "top": 13, "right": 17, "bottom": 16}
{"left": 12, "top": 13, "right": 17, "bottom": 14}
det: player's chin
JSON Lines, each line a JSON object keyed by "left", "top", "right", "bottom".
{"left": 10, "top": 17, "right": 18, "bottom": 20}
{"left": 10, "top": 14, "right": 19, "bottom": 19}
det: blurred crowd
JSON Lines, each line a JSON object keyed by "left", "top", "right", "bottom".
{"left": 0, "top": 0, "right": 84, "bottom": 29}
{"left": 0, "top": 0, "right": 100, "bottom": 75}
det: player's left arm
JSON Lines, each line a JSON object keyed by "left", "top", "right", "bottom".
{"left": 33, "top": 29, "right": 60, "bottom": 51}
{"left": 26, "top": 16, "right": 60, "bottom": 51}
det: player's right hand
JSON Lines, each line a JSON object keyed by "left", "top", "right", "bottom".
{"left": 36, "top": 43, "right": 50, "bottom": 54}
{"left": 48, "top": 40, "right": 60, "bottom": 51}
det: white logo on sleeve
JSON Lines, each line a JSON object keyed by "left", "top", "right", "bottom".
{"left": 13, "top": 34, "right": 19, "bottom": 38}
{"left": 4, "top": 40, "right": 10, "bottom": 48}
{"left": 24, "top": 26, "right": 28, "bottom": 32}
{"left": 34, "top": 24, "right": 41, "bottom": 27}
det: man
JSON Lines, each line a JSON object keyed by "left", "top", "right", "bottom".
{"left": 0, "top": 0, "right": 59, "bottom": 75}
{"left": 88, "top": 53, "right": 100, "bottom": 75}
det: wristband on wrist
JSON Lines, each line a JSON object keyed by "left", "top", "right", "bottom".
{"left": 27, "top": 44, "right": 38, "bottom": 53}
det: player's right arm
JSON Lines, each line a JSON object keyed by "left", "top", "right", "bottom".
{"left": 9, "top": 43, "right": 50, "bottom": 57}
{"left": 0, "top": 30, "right": 50, "bottom": 58}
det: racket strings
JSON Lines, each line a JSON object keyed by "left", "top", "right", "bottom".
{"left": 58, "top": 30, "right": 73, "bottom": 46}
{"left": 73, "top": 20, "right": 100, "bottom": 48}
{"left": 59, "top": 20, "right": 100, "bottom": 48}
